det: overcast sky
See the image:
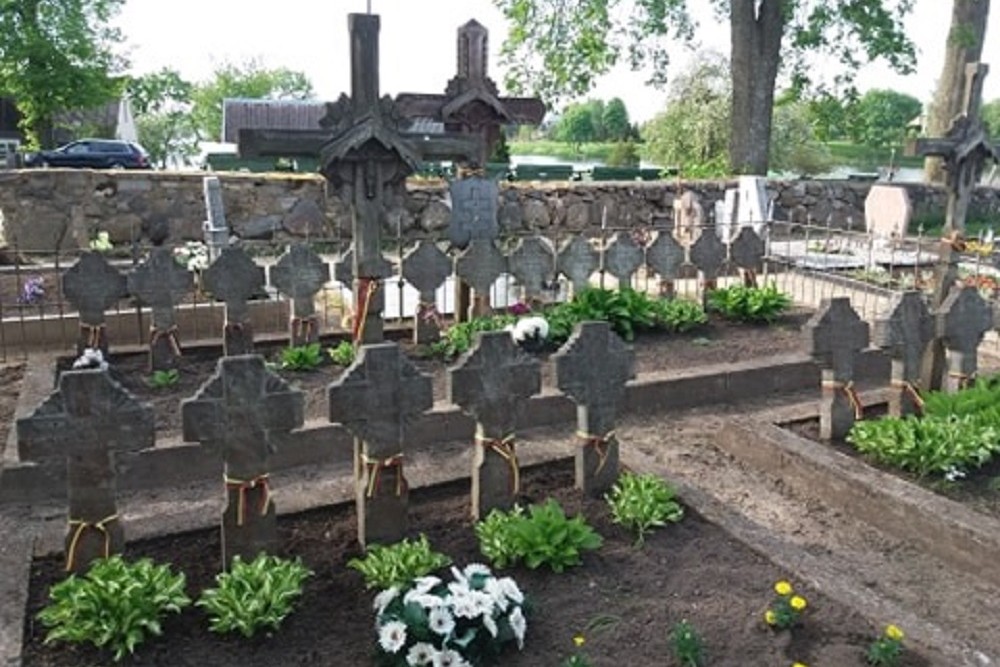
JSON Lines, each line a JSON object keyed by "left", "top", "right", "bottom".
{"left": 115, "top": 0, "right": 999, "bottom": 123}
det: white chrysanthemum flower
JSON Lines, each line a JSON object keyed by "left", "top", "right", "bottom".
{"left": 511, "top": 316, "right": 549, "bottom": 342}
{"left": 498, "top": 577, "right": 524, "bottom": 604}
{"left": 403, "top": 590, "right": 442, "bottom": 609}
{"left": 451, "top": 598, "right": 477, "bottom": 620}
{"left": 469, "top": 591, "right": 493, "bottom": 618}
{"left": 378, "top": 620, "right": 408, "bottom": 653}
{"left": 449, "top": 565, "right": 467, "bottom": 585}
{"left": 434, "top": 648, "right": 469, "bottom": 667}
{"left": 462, "top": 563, "right": 492, "bottom": 580}
{"left": 73, "top": 347, "right": 108, "bottom": 370}
{"left": 428, "top": 606, "right": 456, "bottom": 636}
{"left": 447, "top": 581, "right": 472, "bottom": 602}
{"left": 413, "top": 575, "right": 441, "bottom": 594}
{"left": 484, "top": 578, "right": 509, "bottom": 612}
{"left": 406, "top": 642, "right": 436, "bottom": 666}
{"left": 373, "top": 587, "right": 399, "bottom": 613}
{"left": 482, "top": 611, "right": 499, "bottom": 638}
{"left": 508, "top": 606, "right": 527, "bottom": 648}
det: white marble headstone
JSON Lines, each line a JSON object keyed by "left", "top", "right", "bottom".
{"left": 865, "top": 185, "right": 911, "bottom": 243}
{"left": 716, "top": 188, "right": 741, "bottom": 242}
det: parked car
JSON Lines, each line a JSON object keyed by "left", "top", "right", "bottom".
{"left": 24, "top": 139, "right": 152, "bottom": 169}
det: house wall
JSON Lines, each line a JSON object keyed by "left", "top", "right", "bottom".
{"left": 0, "top": 168, "right": 998, "bottom": 253}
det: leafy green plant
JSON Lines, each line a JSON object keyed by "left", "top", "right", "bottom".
{"left": 652, "top": 298, "right": 708, "bottom": 333}
{"left": 476, "top": 499, "right": 603, "bottom": 573}
{"left": 146, "top": 369, "right": 179, "bottom": 389}
{"left": 670, "top": 620, "right": 705, "bottom": 666}
{"left": 429, "top": 313, "right": 516, "bottom": 359}
{"left": 279, "top": 342, "right": 323, "bottom": 371}
{"left": 328, "top": 340, "right": 356, "bottom": 366}
{"left": 707, "top": 283, "right": 791, "bottom": 323}
{"left": 867, "top": 624, "right": 905, "bottom": 666}
{"left": 37, "top": 556, "right": 190, "bottom": 662}
{"left": 196, "top": 554, "right": 312, "bottom": 638}
{"left": 606, "top": 472, "right": 684, "bottom": 546}
{"left": 347, "top": 534, "right": 451, "bottom": 590}
{"left": 764, "top": 580, "right": 808, "bottom": 630}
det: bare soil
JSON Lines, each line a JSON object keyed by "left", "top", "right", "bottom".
{"left": 20, "top": 460, "right": 932, "bottom": 667}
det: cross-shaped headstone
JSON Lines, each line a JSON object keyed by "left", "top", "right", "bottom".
{"left": 455, "top": 239, "right": 507, "bottom": 318}
{"left": 905, "top": 62, "right": 1000, "bottom": 389}
{"left": 689, "top": 222, "right": 727, "bottom": 307}
{"left": 203, "top": 176, "right": 229, "bottom": 262}
{"left": 508, "top": 236, "right": 555, "bottom": 304}
{"left": 201, "top": 246, "right": 266, "bottom": 356}
{"left": 328, "top": 343, "right": 433, "bottom": 547}
{"left": 936, "top": 285, "right": 993, "bottom": 392}
{"left": 645, "top": 229, "right": 685, "bottom": 299}
{"left": 270, "top": 244, "right": 330, "bottom": 346}
{"left": 448, "top": 331, "right": 541, "bottom": 518}
{"left": 16, "top": 370, "right": 154, "bottom": 572}
{"left": 603, "top": 232, "right": 644, "bottom": 288}
{"left": 872, "top": 292, "right": 934, "bottom": 416}
{"left": 554, "top": 321, "right": 635, "bottom": 495}
{"left": 558, "top": 235, "right": 599, "bottom": 296}
{"left": 729, "top": 226, "right": 765, "bottom": 287}
{"left": 401, "top": 240, "right": 452, "bottom": 344}
{"left": 127, "top": 246, "right": 193, "bottom": 371}
{"left": 62, "top": 252, "right": 127, "bottom": 356}
{"left": 804, "top": 298, "right": 870, "bottom": 440}
{"left": 181, "top": 355, "right": 304, "bottom": 564}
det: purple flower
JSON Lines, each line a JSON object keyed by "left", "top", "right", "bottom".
{"left": 18, "top": 276, "right": 45, "bottom": 305}
{"left": 507, "top": 301, "right": 532, "bottom": 316}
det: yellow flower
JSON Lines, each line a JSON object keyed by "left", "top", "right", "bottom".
{"left": 764, "top": 610, "right": 777, "bottom": 625}
{"left": 774, "top": 580, "right": 793, "bottom": 596}
{"left": 573, "top": 634, "right": 586, "bottom": 647}
{"left": 792, "top": 663, "right": 809, "bottom": 667}
{"left": 790, "top": 595, "right": 807, "bottom": 611}
{"left": 885, "top": 624, "right": 904, "bottom": 641}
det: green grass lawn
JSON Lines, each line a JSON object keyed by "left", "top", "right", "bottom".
{"left": 509, "top": 140, "right": 622, "bottom": 162}
{"left": 819, "top": 141, "right": 923, "bottom": 170}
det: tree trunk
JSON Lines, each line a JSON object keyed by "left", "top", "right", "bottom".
{"left": 729, "top": 0, "right": 786, "bottom": 175}
{"left": 923, "top": 0, "right": 991, "bottom": 183}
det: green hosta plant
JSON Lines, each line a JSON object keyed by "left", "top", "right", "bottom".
{"left": 348, "top": 534, "right": 451, "bottom": 590}
{"left": 37, "top": 556, "right": 190, "bottom": 662}
{"left": 606, "top": 472, "right": 684, "bottom": 546}
{"left": 280, "top": 342, "right": 323, "bottom": 371}
{"left": 652, "top": 298, "right": 708, "bottom": 333}
{"left": 429, "top": 313, "right": 516, "bottom": 359}
{"left": 476, "top": 499, "right": 603, "bottom": 573}
{"left": 328, "top": 340, "right": 356, "bottom": 366}
{"left": 197, "top": 554, "right": 312, "bottom": 638}
{"left": 707, "top": 283, "right": 791, "bottom": 323}
{"left": 146, "top": 369, "right": 179, "bottom": 389}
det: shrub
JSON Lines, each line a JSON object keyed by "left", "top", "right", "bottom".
{"left": 476, "top": 499, "right": 603, "bottom": 573}
{"left": 429, "top": 314, "right": 516, "bottom": 359}
{"left": 348, "top": 534, "right": 451, "bottom": 590}
{"left": 651, "top": 298, "right": 708, "bottom": 333}
{"left": 707, "top": 283, "right": 791, "bottom": 323}
{"left": 606, "top": 472, "right": 684, "bottom": 546}
{"left": 197, "top": 554, "right": 311, "bottom": 638}
{"left": 328, "top": 340, "right": 356, "bottom": 366}
{"left": 279, "top": 343, "right": 323, "bottom": 371}
{"left": 37, "top": 556, "right": 190, "bottom": 662}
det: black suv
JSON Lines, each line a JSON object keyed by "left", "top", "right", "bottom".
{"left": 25, "top": 139, "right": 152, "bottom": 169}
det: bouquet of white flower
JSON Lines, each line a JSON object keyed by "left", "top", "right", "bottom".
{"left": 373, "top": 563, "right": 528, "bottom": 667}
{"left": 172, "top": 241, "right": 209, "bottom": 273}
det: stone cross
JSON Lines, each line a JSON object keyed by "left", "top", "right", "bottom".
{"left": 645, "top": 229, "right": 685, "bottom": 299}
{"left": 557, "top": 235, "right": 599, "bottom": 296}
{"left": 127, "top": 246, "right": 193, "bottom": 371}
{"left": 729, "top": 226, "right": 765, "bottom": 286}
{"left": 270, "top": 243, "right": 330, "bottom": 346}
{"left": 905, "top": 63, "right": 1000, "bottom": 389}
{"left": 203, "top": 176, "right": 229, "bottom": 262}
{"left": 689, "top": 222, "right": 727, "bottom": 306}
{"left": 401, "top": 240, "right": 452, "bottom": 344}
{"left": 553, "top": 321, "right": 635, "bottom": 495}
{"left": 872, "top": 292, "right": 934, "bottom": 416}
{"left": 804, "top": 298, "right": 870, "bottom": 440}
{"left": 448, "top": 331, "right": 541, "bottom": 518}
{"left": 455, "top": 239, "right": 507, "bottom": 318}
{"left": 936, "top": 285, "right": 993, "bottom": 392}
{"left": 201, "top": 246, "right": 266, "bottom": 356}
{"left": 508, "top": 236, "right": 556, "bottom": 304}
{"left": 61, "top": 252, "right": 127, "bottom": 356}
{"left": 603, "top": 232, "right": 644, "bottom": 288}
{"left": 181, "top": 355, "right": 304, "bottom": 564}
{"left": 16, "top": 369, "right": 154, "bottom": 573}
{"left": 328, "top": 343, "right": 433, "bottom": 547}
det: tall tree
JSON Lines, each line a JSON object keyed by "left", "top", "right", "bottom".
{"left": 495, "top": 0, "right": 916, "bottom": 174}
{"left": 923, "top": 0, "right": 992, "bottom": 183}
{"left": 849, "top": 89, "right": 923, "bottom": 148}
{"left": 0, "top": 0, "right": 127, "bottom": 148}
{"left": 191, "top": 59, "right": 315, "bottom": 141}
{"left": 602, "top": 97, "right": 631, "bottom": 141}
{"left": 128, "top": 69, "right": 197, "bottom": 168}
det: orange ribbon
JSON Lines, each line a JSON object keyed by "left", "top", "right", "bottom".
{"left": 291, "top": 317, "right": 315, "bottom": 341}
{"left": 474, "top": 432, "right": 520, "bottom": 494}
{"left": 890, "top": 379, "right": 925, "bottom": 412}
{"left": 224, "top": 474, "right": 271, "bottom": 526}
{"left": 821, "top": 380, "right": 864, "bottom": 419}
{"left": 149, "top": 325, "right": 182, "bottom": 357}
{"left": 79, "top": 323, "right": 106, "bottom": 349}
{"left": 948, "top": 371, "right": 976, "bottom": 390}
{"left": 361, "top": 453, "right": 407, "bottom": 498}
{"left": 576, "top": 430, "right": 617, "bottom": 476}
{"left": 352, "top": 278, "right": 379, "bottom": 346}
{"left": 66, "top": 514, "right": 118, "bottom": 572}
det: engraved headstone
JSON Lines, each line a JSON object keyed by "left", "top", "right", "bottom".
{"left": 508, "top": 236, "right": 556, "bottom": 303}
{"left": 203, "top": 176, "right": 229, "bottom": 262}
{"left": 603, "top": 232, "right": 644, "bottom": 288}
{"left": 873, "top": 292, "right": 933, "bottom": 416}
{"left": 448, "top": 331, "right": 541, "bottom": 518}
{"left": 865, "top": 185, "right": 912, "bottom": 244}
{"left": 737, "top": 175, "right": 768, "bottom": 234}
{"left": 201, "top": 246, "right": 266, "bottom": 356}
{"left": 454, "top": 239, "right": 507, "bottom": 317}
{"left": 182, "top": 355, "right": 304, "bottom": 564}
{"left": 673, "top": 191, "right": 704, "bottom": 245}
{"left": 805, "top": 298, "right": 870, "bottom": 440}
{"left": 16, "top": 370, "right": 154, "bottom": 572}
{"left": 715, "top": 188, "right": 740, "bottom": 243}
{"left": 936, "top": 285, "right": 993, "bottom": 392}
{"left": 401, "top": 240, "right": 452, "bottom": 343}
{"left": 557, "top": 235, "right": 599, "bottom": 295}
{"left": 328, "top": 343, "right": 433, "bottom": 547}
{"left": 127, "top": 246, "right": 193, "bottom": 371}
{"left": 448, "top": 177, "right": 499, "bottom": 248}
{"left": 554, "top": 321, "right": 635, "bottom": 495}
{"left": 62, "top": 252, "right": 127, "bottom": 356}
{"left": 270, "top": 244, "right": 331, "bottom": 346}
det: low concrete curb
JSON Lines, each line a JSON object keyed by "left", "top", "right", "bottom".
{"left": 717, "top": 406, "right": 1000, "bottom": 591}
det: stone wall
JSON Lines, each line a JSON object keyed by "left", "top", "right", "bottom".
{"left": 0, "top": 168, "right": 998, "bottom": 253}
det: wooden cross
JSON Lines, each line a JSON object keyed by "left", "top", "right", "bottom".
{"left": 448, "top": 331, "right": 541, "bottom": 518}
{"left": 905, "top": 62, "right": 1000, "bottom": 389}
{"left": 201, "top": 246, "right": 265, "bottom": 355}
{"left": 554, "top": 322, "right": 635, "bottom": 495}
{"left": 61, "top": 252, "right": 127, "bottom": 356}
{"left": 181, "top": 355, "right": 304, "bottom": 564}
{"left": 328, "top": 343, "right": 433, "bottom": 547}
{"left": 16, "top": 370, "right": 154, "bottom": 572}
{"left": 127, "top": 246, "right": 193, "bottom": 371}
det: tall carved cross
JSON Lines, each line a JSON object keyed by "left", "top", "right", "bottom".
{"left": 905, "top": 62, "right": 1000, "bottom": 389}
